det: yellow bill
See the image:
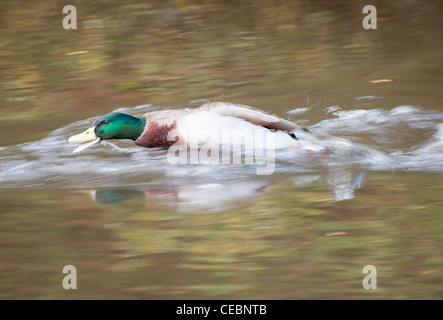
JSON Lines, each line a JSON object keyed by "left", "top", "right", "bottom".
{"left": 67, "top": 127, "right": 101, "bottom": 153}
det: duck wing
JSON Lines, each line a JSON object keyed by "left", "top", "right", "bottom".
{"left": 198, "top": 102, "right": 301, "bottom": 132}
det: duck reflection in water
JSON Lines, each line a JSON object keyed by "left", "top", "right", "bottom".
{"left": 88, "top": 170, "right": 367, "bottom": 212}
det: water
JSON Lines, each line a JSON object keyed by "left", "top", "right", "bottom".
{"left": 1, "top": 0, "right": 443, "bottom": 299}
{"left": 1, "top": 104, "right": 442, "bottom": 191}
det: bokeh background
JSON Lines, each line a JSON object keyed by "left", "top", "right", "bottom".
{"left": 1, "top": 0, "right": 443, "bottom": 299}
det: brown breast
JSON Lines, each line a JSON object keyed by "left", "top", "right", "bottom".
{"left": 135, "top": 122, "right": 179, "bottom": 148}
{"left": 134, "top": 109, "right": 191, "bottom": 148}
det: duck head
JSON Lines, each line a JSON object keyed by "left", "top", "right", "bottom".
{"left": 68, "top": 113, "right": 145, "bottom": 153}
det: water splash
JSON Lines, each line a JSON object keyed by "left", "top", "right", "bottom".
{"left": 0, "top": 104, "right": 442, "bottom": 194}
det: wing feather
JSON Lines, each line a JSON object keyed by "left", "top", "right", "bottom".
{"left": 198, "top": 102, "right": 300, "bottom": 132}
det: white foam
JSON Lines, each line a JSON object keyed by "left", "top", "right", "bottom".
{"left": 1, "top": 104, "right": 443, "bottom": 191}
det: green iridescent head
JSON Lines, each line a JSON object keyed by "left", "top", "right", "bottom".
{"left": 68, "top": 112, "right": 145, "bottom": 153}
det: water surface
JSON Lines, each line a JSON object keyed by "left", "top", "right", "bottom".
{"left": 1, "top": 0, "right": 443, "bottom": 299}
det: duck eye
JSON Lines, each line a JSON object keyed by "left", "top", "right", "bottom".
{"left": 103, "top": 120, "right": 110, "bottom": 125}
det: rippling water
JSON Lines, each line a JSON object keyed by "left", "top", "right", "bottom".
{"left": 1, "top": 0, "right": 443, "bottom": 300}
{"left": 1, "top": 104, "right": 442, "bottom": 195}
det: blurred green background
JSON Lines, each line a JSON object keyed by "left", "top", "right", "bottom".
{"left": 0, "top": 0, "right": 443, "bottom": 299}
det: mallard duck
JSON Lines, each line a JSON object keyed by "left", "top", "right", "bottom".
{"left": 68, "top": 102, "right": 302, "bottom": 153}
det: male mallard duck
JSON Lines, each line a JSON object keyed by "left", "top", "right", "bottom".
{"left": 68, "top": 102, "right": 302, "bottom": 153}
